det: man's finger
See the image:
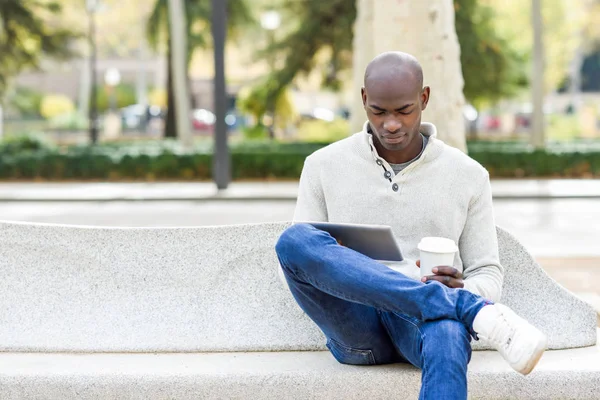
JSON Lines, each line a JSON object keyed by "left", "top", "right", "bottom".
{"left": 423, "top": 275, "right": 464, "bottom": 289}
{"left": 432, "top": 266, "right": 461, "bottom": 278}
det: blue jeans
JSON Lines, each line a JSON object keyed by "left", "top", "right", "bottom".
{"left": 275, "top": 224, "right": 491, "bottom": 400}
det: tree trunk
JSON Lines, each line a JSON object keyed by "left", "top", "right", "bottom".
{"left": 168, "top": 0, "right": 192, "bottom": 148}
{"left": 0, "top": 105, "right": 4, "bottom": 140}
{"left": 530, "top": 0, "right": 545, "bottom": 149}
{"left": 352, "top": 0, "right": 467, "bottom": 152}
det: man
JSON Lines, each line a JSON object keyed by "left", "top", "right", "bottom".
{"left": 275, "top": 51, "right": 547, "bottom": 400}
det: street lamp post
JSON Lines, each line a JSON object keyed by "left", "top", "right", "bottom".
{"left": 212, "top": 0, "right": 230, "bottom": 190}
{"left": 87, "top": 0, "right": 99, "bottom": 145}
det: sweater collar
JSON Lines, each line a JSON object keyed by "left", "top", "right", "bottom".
{"left": 359, "top": 121, "right": 444, "bottom": 165}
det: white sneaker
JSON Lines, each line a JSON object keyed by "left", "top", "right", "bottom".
{"left": 473, "top": 304, "right": 547, "bottom": 375}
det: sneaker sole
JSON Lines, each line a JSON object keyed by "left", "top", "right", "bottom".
{"left": 518, "top": 334, "right": 547, "bottom": 375}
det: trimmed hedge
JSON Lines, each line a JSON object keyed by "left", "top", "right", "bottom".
{"left": 469, "top": 150, "right": 600, "bottom": 178}
{"left": 0, "top": 140, "right": 329, "bottom": 180}
{"left": 468, "top": 140, "right": 600, "bottom": 177}
{"left": 1, "top": 139, "right": 600, "bottom": 180}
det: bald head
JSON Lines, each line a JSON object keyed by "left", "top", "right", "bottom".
{"left": 364, "top": 51, "right": 424, "bottom": 90}
{"left": 360, "top": 51, "right": 430, "bottom": 163}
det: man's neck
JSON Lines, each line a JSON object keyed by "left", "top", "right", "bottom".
{"left": 374, "top": 133, "right": 424, "bottom": 164}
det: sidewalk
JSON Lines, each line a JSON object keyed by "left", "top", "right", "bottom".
{"left": 0, "top": 179, "right": 599, "bottom": 202}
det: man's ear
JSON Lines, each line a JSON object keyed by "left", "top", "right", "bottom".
{"left": 361, "top": 87, "right": 367, "bottom": 107}
{"left": 421, "top": 86, "right": 431, "bottom": 110}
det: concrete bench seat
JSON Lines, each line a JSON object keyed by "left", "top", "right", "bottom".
{"left": 2, "top": 344, "right": 599, "bottom": 400}
{"left": 0, "top": 220, "right": 598, "bottom": 399}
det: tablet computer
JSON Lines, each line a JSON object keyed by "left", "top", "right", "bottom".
{"left": 300, "top": 221, "right": 403, "bottom": 262}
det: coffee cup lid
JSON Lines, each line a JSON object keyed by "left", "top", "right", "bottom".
{"left": 418, "top": 237, "right": 458, "bottom": 254}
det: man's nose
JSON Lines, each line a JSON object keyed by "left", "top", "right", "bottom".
{"left": 383, "top": 118, "right": 402, "bottom": 133}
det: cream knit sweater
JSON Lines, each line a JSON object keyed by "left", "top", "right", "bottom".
{"left": 291, "top": 122, "right": 504, "bottom": 302}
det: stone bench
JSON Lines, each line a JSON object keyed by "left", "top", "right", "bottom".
{"left": 0, "top": 220, "right": 598, "bottom": 399}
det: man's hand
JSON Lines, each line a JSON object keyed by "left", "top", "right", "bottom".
{"left": 416, "top": 259, "right": 464, "bottom": 289}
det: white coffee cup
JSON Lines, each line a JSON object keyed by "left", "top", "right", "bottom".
{"left": 417, "top": 237, "right": 458, "bottom": 278}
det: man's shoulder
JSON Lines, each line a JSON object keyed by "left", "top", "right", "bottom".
{"left": 436, "top": 140, "right": 489, "bottom": 178}
{"left": 305, "top": 132, "right": 363, "bottom": 165}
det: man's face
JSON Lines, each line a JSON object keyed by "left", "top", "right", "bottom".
{"left": 361, "top": 76, "right": 429, "bottom": 154}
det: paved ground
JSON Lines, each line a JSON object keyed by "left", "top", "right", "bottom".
{"left": 1, "top": 179, "right": 600, "bottom": 201}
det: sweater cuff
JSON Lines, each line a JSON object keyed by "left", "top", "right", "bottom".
{"left": 462, "top": 278, "right": 500, "bottom": 303}
{"left": 462, "top": 279, "right": 483, "bottom": 298}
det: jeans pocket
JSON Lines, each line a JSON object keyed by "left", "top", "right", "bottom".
{"left": 326, "top": 338, "right": 376, "bottom": 365}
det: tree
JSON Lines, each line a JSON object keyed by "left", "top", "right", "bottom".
{"left": 566, "top": 0, "right": 600, "bottom": 112}
{"left": 531, "top": 0, "right": 545, "bottom": 148}
{"left": 147, "top": 0, "right": 253, "bottom": 138}
{"left": 244, "top": 0, "right": 527, "bottom": 150}
{"left": 483, "top": 0, "right": 600, "bottom": 146}
{"left": 454, "top": 0, "right": 528, "bottom": 107}
{"left": 485, "top": 0, "right": 590, "bottom": 94}
{"left": 352, "top": 0, "right": 467, "bottom": 150}
{"left": 0, "top": 0, "right": 78, "bottom": 100}
{"left": 168, "top": 0, "right": 192, "bottom": 147}
{"left": 243, "top": 1, "right": 356, "bottom": 126}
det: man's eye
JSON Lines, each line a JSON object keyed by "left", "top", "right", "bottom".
{"left": 373, "top": 111, "right": 385, "bottom": 115}
{"left": 400, "top": 110, "right": 413, "bottom": 115}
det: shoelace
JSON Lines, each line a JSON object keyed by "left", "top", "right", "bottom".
{"left": 485, "top": 313, "right": 516, "bottom": 350}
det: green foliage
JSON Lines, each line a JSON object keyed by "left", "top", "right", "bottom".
{"left": 241, "top": 125, "right": 269, "bottom": 140}
{"left": 0, "top": 139, "right": 323, "bottom": 180}
{"left": 469, "top": 148, "right": 600, "bottom": 178}
{"left": 0, "top": 133, "right": 54, "bottom": 154}
{"left": 94, "top": 84, "right": 137, "bottom": 112}
{"left": 251, "top": 0, "right": 527, "bottom": 111}
{"left": 48, "top": 111, "right": 88, "bottom": 130}
{"left": 547, "top": 114, "right": 583, "bottom": 141}
{"left": 0, "top": 0, "right": 79, "bottom": 99}
{"left": 454, "top": 0, "right": 528, "bottom": 106}
{"left": 238, "top": 87, "right": 296, "bottom": 129}
{"left": 6, "top": 86, "right": 44, "bottom": 117}
{"left": 40, "top": 94, "right": 75, "bottom": 119}
{"left": 238, "top": 85, "right": 269, "bottom": 123}
{"left": 147, "top": 0, "right": 254, "bottom": 61}
{"left": 146, "top": 0, "right": 254, "bottom": 138}
{"left": 2, "top": 139, "right": 600, "bottom": 180}
{"left": 246, "top": 0, "right": 356, "bottom": 115}
{"left": 296, "top": 119, "right": 350, "bottom": 142}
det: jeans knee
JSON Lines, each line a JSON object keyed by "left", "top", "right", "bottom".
{"left": 275, "top": 223, "right": 315, "bottom": 258}
{"left": 275, "top": 224, "right": 306, "bottom": 255}
{"left": 421, "top": 319, "right": 472, "bottom": 366}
